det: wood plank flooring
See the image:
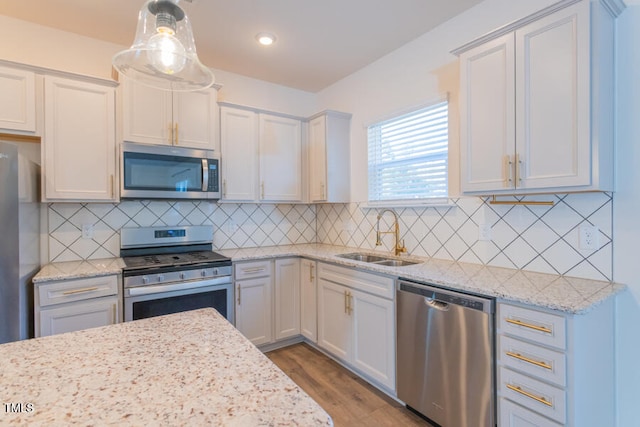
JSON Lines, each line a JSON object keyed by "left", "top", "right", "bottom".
{"left": 266, "top": 343, "right": 433, "bottom": 427}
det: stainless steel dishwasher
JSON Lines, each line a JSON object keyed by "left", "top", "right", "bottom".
{"left": 397, "top": 279, "right": 495, "bottom": 427}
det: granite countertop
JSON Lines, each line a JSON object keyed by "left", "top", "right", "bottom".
{"left": 32, "top": 244, "right": 624, "bottom": 314}
{"left": 218, "top": 244, "right": 624, "bottom": 314}
{"left": 0, "top": 308, "right": 333, "bottom": 426}
{"left": 32, "top": 257, "right": 125, "bottom": 283}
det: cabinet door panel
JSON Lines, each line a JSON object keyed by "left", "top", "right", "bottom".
{"left": 259, "top": 114, "right": 302, "bottom": 201}
{"left": 460, "top": 33, "right": 515, "bottom": 193}
{"left": 44, "top": 77, "right": 116, "bottom": 201}
{"left": 300, "top": 259, "right": 317, "bottom": 342}
{"left": 235, "top": 276, "right": 272, "bottom": 346}
{"left": 309, "top": 116, "right": 327, "bottom": 201}
{"left": 274, "top": 258, "right": 300, "bottom": 340}
{"left": 352, "top": 289, "right": 395, "bottom": 390}
{"left": 317, "top": 279, "right": 351, "bottom": 360}
{"left": 220, "top": 107, "right": 258, "bottom": 201}
{"left": 515, "top": 2, "right": 590, "bottom": 189}
{"left": 173, "top": 90, "right": 216, "bottom": 150}
{"left": 0, "top": 66, "right": 36, "bottom": 133}
{"left": 39, "top": 297, "right": 118, "bottom": 337}
{"left": 121, "top": 80, "right": 171, "bottom": 145}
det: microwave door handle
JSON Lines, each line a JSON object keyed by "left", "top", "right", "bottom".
{"left": 202, "top": 159, "right": 209, "bottom": 191}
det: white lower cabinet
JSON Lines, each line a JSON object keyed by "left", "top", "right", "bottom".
{"left": 317, "top": 262, "right": 396, "bottom": 392}
{"left": 234, "top": 258, "right": 300, "bottom": 347}
{"left": 274, "top": 258, "right": 300, "bottom": 340}
{"left": 235, "top": 260, "right": 273, "bottom": 346}
{"left": 299, "top": 259, "right": 317, "bottom": 342}
{"left": 497, "top": 299, "right": 615, "bottom": 427}
{"left": 35, "top": 275, "right": 120, "bottom": 337}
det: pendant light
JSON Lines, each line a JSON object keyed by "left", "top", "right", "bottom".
{"left": 112, "top": 0, "right": 214, "bottom": 91}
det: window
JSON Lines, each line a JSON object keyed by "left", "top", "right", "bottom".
{"left": 367, "top": 100, "right": 448, "bottom": 202}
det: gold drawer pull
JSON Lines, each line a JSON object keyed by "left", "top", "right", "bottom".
{"left": 506, "top": 318, "right": 552, "bottom": 334}
{"left": 506, "top": 384, "right": 553, "bottom": 407}
{"left": 62, "top": 286, "right": 99, "bottom": 296}
{"left": 506, "top": 351, "right": 552, "bottom": 370}
{"left": 242, "top": 267, "right": 266, "bottom": 274}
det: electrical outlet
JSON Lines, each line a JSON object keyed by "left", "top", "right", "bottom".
{"left": 81, "top": 224, "right": 94, "bottom": 239}
{"left": 579, "top": 225, "right": 600, "bottom": 250}
{"left": 227, "top": 220, "right": 238, "bottom": 233}
{"left": 478, "top": 223, "right": 492, "bottom": 241}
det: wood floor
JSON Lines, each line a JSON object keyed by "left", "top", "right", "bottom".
{"left": 266, "top": 343, "right": 434, "bottom": 427}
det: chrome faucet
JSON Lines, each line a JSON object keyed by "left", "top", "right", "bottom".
{"left": 375, "top": 209, "right": 407, "bottom": 256}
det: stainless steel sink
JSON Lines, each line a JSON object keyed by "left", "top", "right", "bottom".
{"left": 373, "top": 259, "right": 419, "bottom": 267}
{"left": 336, "top": 253, "right": 389, "bottom": 263}
{"left": 336, "top": 252, "right": 420, "bottom": 267}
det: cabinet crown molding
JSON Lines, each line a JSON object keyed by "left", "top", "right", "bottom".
{"left": 451, "top": 0, "right": 625, "bottom": 56}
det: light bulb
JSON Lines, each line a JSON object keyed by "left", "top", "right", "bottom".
{"left": 147, "top": 31, "right": 187, "bottom": 75}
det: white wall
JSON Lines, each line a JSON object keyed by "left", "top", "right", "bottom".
{"left": 0, "top": 15, "right": 316, "bottom": 117}
{"left": 613, "top": 5, "right": 640, "bottom": 426}
{"left": 316, "top": 0, "right": 557, "bottom": 201}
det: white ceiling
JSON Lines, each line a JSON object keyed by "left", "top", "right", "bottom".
{"left": 0, "top": 0, "right": 485, "bottom": 92}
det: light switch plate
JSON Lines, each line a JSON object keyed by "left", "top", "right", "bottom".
{"left": 81, "top": 224, "right": 94, "bottom": 239}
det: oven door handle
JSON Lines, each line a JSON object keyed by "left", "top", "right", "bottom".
{"left": 127, "top": 277, "right": 231, "bottom": 297}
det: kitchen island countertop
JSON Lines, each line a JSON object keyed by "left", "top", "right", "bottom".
{"left": 0, "top": 308, "right": 333, "bottom": 426}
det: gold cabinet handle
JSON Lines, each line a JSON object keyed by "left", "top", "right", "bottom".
{"left": 62, "top": 286, "right": 99, "bottom": 296}
{"left": 261, "top": 181, "right": 265, "bottom": 199}
{"left": 237, "top": 283, "right": 241, "bottom": 305}
{"left": 515, "top": 153, "right": 522, "bottom": 183}
{"left": 504, "top": 155, "right": 513, "bottom": 188}
{"left": 169, "top": 123, "right": 174, "bottom": 145}
{"left": 110, "top": 174, "right": 114, "bottom": 198}
{"left": 223, "top": 179, "right": 227, "bottom": 197}
{"left": 175, "top": 123, "right": 179, "bottom": 145}
{"left": 242, "top": 267, "right": 265, "bottom": 274}
{"left": 344, "top": 290, "right": 348, "bottom": 314}
{"left": 506, "top": 384, "right": 553, "bottom": 407}
{"left": 506, "top": 318, "right": 552, "bottom": 334}
{"left": 346, "top": 291, "right": 353, "bottom": 315}
{"left": 321, "top": 183, "right": 326, "bottom": 199}
{"left": 505, "top": 351, "right": 552, "bottom": 370}
{"left": 309, "top": 263, "right": 315, "bottom": 281}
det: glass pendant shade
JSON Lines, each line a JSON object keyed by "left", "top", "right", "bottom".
{"left": 112, "top": 0, "right": 214, "bottom": 91}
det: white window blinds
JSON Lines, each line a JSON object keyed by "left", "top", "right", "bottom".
{"left": 367, "top": 100, "right": 448, "bottom": 202}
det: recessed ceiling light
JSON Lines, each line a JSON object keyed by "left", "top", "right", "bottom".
{"left": 256, "top": 32, "right": 276, "bottom": 46}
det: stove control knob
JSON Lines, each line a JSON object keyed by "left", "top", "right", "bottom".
{"left": 180, "top": 272, "right": 185, "bottom": 280}
{"left": 157, "top": 274, "right": 164, "bottom": 282}
{"left": 201, "top": 270, "right": 207, "bottom": 277}
{"left": 213, "top": 268, "right": 219, "bottom": 276}
{"left": 142, "top": 276, "right": 149, "bottom": 285}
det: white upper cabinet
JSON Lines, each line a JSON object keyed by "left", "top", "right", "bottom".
{"left": 457, "top": 0, "right": 618, "bottom": 195}
{"left": 259, "top": 113, "right": 302, "bottom": 201}
{"left": 0, "top": 65, "right": 37, "bottom": 134}
{"left": 220, "top": 104, "right": 303, "bottom": 202}
{"left": 121, "top": 79, "right": 218, "bottom": 151}
{"left": 43, "top": 76, "right": 117, "bottom": 202}
{"left": 308, "top": 111, "right": 351, "bottom": 203}
{"left": 220, "top": 106, "right": 258, "bottom": 200}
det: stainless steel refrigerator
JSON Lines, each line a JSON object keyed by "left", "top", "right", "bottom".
{"left": 0, "top": 140, "right": 40, "bottom": 344}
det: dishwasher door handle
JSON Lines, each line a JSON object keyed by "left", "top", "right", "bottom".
{"left": 424, "top": 297, "right": 450, "bottom": 311}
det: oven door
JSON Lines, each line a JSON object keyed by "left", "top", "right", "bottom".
{"left": 124, "top": 279, "right": 233, "bottom": 324}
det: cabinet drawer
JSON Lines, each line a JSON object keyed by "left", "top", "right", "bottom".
{"left": 499, "top": 398, "right": 562, "bottom": 427}
{"left": 318, "top": 262, "right": 394, "bottom": 299}
{"left": 499, "top": 367, "right": 566, "bottom": 425}
{"left": 499, "top": 303, "right": 566, "bottom": 350}
{"left": 38, "top": 275, "right": 119, "bottom": 307}
{"left": 499, "top": 335, "right": 566, "bottom": 387}
{"left": 235, "top": 260, "right": 272, "bottom": 279}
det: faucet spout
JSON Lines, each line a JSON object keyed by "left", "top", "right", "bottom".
{"left": 375, "top": 209, "right": 407, "bottom": 256}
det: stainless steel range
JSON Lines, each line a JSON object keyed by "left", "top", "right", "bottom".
{"left": 120, "top": 225, "right": 233, "bottom": 323}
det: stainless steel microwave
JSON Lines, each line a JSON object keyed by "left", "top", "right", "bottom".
{"left": 120, "top": 142, "right": 220, "bottom": 200}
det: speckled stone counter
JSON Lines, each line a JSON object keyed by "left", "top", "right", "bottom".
{"left": 219, "top": 243, "right": 624, "bottom": 314}
{"left": 0, "top": 308, "right": 333, "bottom": 426}
{"left": 32, "top": 258, "right": 125, "bottom": 283}
{"left": 31, "top": 243, "right": 624, "bottom": 315}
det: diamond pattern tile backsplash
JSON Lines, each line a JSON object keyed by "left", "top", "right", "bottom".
{"left": 46, "top": 201, "right": 317, "bottom": 262}
{"left": 317, "top": 193, "right": 613, "bottom": 281}
{"left": 46, "top": 192, "right": 613, "bottom": 281}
